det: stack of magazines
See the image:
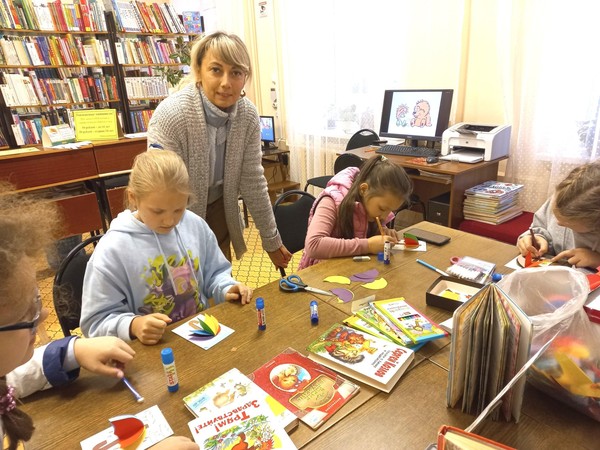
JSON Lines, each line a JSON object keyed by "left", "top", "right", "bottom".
{"left": 463, "top": 181, "right": 524, "bottom": 225}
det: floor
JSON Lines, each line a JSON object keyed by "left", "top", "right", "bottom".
{"left": 37, "top": 216, "right": 301, "bottom": 344}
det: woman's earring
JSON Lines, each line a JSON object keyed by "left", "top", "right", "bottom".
{"left": 241, "top": 89, "right": 246, "bottom": 98}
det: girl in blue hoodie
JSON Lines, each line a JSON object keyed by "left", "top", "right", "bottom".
{"left": 81, "top": 150, "right": 253, "bottom": 345}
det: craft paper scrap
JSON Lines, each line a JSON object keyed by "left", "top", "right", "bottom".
{"left": 323, "top": 275, "right": 351, "bottom": 285}
{"left": 109, "top": 415, "right": 145, "bottom": 448}
{"left": 403, "top": 232, "right": 419, "bottom": 247}
{"left": 172, "top": 313, "right": 234, "bottom": 350}
{"left": 189, "top": 313, "right": 221, "bottom": 336}
{"left": 331, "top": 288, "right": 354, "bottom": 303}
{"left": 350, "top": 269, "right": 379, "bottom": 283}
{"left": 80, "top": 405, "right": 173, "bottom": 450}
{"left": 392, "top": 240, "right": 427, "bottom": 252}
{"left": 361, "top": 278, "right": 388, "bottom": 290}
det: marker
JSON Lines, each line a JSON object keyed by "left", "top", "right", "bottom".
{"left": 310, "top": 300, "right": 319, "bottom": 325}
{"left": 416, "top": 259, "right": 449, "bottom": 277}
{"left": 122, "top": 377, "right": 144, "bottom": 403}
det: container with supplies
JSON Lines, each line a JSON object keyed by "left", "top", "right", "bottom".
{"left": 498, "top": 266, "right": 600, "bottom": 422}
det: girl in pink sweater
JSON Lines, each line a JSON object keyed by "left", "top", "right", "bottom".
{"left": 299, "top": 155, "right": 413, "bottom": 269}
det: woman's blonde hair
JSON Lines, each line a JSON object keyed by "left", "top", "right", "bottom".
{"left": 189, "top": 31, "right": 252, "bottom": 83}
{"left": 126, "top": 150, "right": 192, "bottom": 209}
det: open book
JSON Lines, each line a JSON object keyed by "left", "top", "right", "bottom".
{"left": 446, "top": 283, "right": 532, "bottom": 422}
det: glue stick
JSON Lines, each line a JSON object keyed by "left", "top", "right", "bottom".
{"left": 161, "top": 347, "right": 179, "bottom": 392}
{"left": 384, "top": 241, "right": 391, "bottom": 265}
{"left": 256, "top": 297, "right": 266, "bottom": 331}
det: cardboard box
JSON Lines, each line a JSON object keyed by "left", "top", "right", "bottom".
{"left": 426, "top": 276, "right": 484, "bottom": 312}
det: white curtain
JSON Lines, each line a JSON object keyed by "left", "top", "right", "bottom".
{"left": 497, "top": 0, "right": 600, "bottom": 211}
{"left": 276, "top": 1, "right": 466, "bottom": 193}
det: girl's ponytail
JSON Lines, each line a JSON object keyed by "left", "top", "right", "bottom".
{"left": 0, "top": 378, "right": 34, "bottom": 450}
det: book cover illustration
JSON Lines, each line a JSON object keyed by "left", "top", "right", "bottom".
{"left": 465, "top": 181, "right": 524, "bottom": 199}
{"left": 171, "top": 313, "right": 234, "bottom": 350}
{"left": 80, "top": 405, "right": 173, "bottom": 450}
{"left": 182, "top": 11, "right": 203, "bottom": 34}
{"left": 248, "top": 347, "right": 360, "bottom": 430}
{"left": 306, "top": 323, "right": 414, "bottom": 393}
{"left": 446, "top": 256, "right": 497, "bottom": 284}
{"left": 182, "top": 367, "right": 297, "bottom": 433}
{"left": 353, "top": 304, "right": 424, "bottom": 350}
{"left": 372, "top": 298, "right": 447, "bottom": 344}
{"left": 190, "top": 412, "right": 297, "bottom": 450}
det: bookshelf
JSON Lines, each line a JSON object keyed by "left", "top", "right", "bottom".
{"left": 0, "top": 0, "right": 200, "bottom": 146}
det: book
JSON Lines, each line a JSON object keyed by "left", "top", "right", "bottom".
{"left": 437, "top": 425, "right": 516, "bottom": 449}
{"left": 446, "top": 256, "right": 496, "bottom": 285}
{"left": 189, "top": 409, "right": 297, "bottom": 450}
{"left": 371, "top": 297, "right": 447, "bottom": 344}
{"left": 248, "top": 347, "right": 360, "bottom": 430}
{"left": 446, "top": 283, "right": 532, "bottom": 422}
{"left": 464, "top": 181, "right": 524, "bottom": 199}
{"left": 306, "top": 323, "right": 414, "bottom": 393}
{"left": 181, "top": 10, "right": 203, "bottom": 34}
{"left": 182, "top": 367, "right": 298, "bottom": 433}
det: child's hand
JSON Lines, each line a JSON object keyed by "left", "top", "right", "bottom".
{"left": 552, "top": 248, "right": 600, "bottom": 268}
{"left": 225, "top": 283, "right": 253, "bottom": 305}
{"left": 73, "top": 336, "right": 135, "bottom": 378}
{"left": 152, "top": 436, "right": 198, "bottom": 450}
{"left": 367, "top": 235, "right": 397, "bottom": 254}
{"left": 130, "top": 313, "right": 172, "bottom": 345}
{"left": 384, "top": 227, "right": 401, "bottom": 242}
{"left": 517, "top": 235, "right": 548, "bottom": 258}
{"left": 267, "top": 245, "right": 292, "bottom": 269}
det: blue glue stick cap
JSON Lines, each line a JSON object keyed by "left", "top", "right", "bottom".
{"left": 492, "top": 273, "right": 503, "bottom": 282}
{"left": 377, "top": 252, "right": 384, "bottom": 261}
{"left": 161, "top": 347, "right": 174, "bottom": 364}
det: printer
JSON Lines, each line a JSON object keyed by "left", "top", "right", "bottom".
{"left": 441, "top": 123, "right": 511, "bottom": 161}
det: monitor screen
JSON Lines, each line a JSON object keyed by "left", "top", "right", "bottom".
{"left": 379, "top": 89, "right": 453, "bottom": 145}
{"left": 260, "top": 116, "right": 276, "bottom": 144}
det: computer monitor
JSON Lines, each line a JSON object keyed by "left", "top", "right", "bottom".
{"left": 379, "top": 89, "right": 453, "bottom": 147}
{"left": 259, "top": 115, "right": 276, "bottom": 149}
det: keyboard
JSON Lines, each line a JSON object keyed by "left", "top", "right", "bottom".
{"left": 375, "top": 145, "right": 439, "bottom": 158}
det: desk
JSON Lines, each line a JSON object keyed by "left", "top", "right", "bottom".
{"left": 21, "top": 222, "right": 600, "bottom": 449}
{"left": 345, "top": 147, "right": 506, "bottom": 228}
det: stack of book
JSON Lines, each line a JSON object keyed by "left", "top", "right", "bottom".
{"left": 463, "top": 181, "right": 524, "bottom": 225}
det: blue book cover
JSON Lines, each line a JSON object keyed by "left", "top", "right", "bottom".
{"left": 181, "top": 11, "right": 203, "bottom": 34}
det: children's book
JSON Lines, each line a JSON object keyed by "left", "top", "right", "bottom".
{"left": 181, "top": 10, "right": 203, "bottom": 34}
{"left": 464, "top": 181, "right": 524, "bottom": 199}
{"left": 446, "top": 284, "right": 532, "bottom": 422}
{"left": 248, "top": 347, "right": 360, "bottom": 430}
{"left": 189, "top": 410, "right": 297, "bottom": 450}
{"left": 371, "top": 298, "right": 447, "bottom": 344}
{"left": 171, "top": 313, "right": 234, "bottom": 350}
{"left": 182, "top": 367, "right": 298, "bottom": 433}
{"left": 437, "top": 425, "right": 516, "bottom": 449}
{"left": 80, "top": 405, "right": 173, "bottom": 450}
{"left": 446, "top": 256, "right": 496, "bottom": 285}
{"left": 306, "top": 323, "right": 414, "bottom": 393}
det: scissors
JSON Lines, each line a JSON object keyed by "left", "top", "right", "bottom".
{"left": 279, "top": 274, "right": 333, "bottom": 296}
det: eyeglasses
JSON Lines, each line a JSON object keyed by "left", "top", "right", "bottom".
{"left": 0, "top": 293, "right": 42, "bottom": 335}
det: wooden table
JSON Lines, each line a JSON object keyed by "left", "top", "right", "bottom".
{"left": 345, "top": 147, "right": 506, "bottom": 228}
{"left": 22, "top": 222, "right": 600, "bottom": 449}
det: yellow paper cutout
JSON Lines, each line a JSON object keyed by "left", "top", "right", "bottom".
{"left": 324, "top": 275, "right": 351, "bottom": 284}
{"left": 361, "top": 278, "right": 388, "bottom": 290}
{"left": 553, "top": 353, "right": 600, "bottom": 398}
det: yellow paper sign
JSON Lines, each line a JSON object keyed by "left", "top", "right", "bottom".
{"left": 73, "top": 109, "right": 121, "bottom": 141}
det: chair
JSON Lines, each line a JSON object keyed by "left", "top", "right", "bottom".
{"left": 272, "top": 190, "right": 316, "bottom": 277}
{"left": 52, "top": 234, "right": 103, "bottom": 336}
{"left": 333, "top": 152, "right": 364, "bottom": 173}
{"left": 304, "top": 129, "right": 380, "bottom": 192}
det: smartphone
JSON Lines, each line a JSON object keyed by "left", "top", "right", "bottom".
{"left": 405, "top": 228, "right": 451, "bottom": 246}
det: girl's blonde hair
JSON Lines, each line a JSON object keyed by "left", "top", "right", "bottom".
{"left": 189, "top": 31, "right": 252, "bottom": 83}
{"left": 338, "top": 155, "right": 413, "bottom": 238}
{"left": 554, "top": 161, "right": 600, "bottom": 228}
{"left": 126, "top": 150, "right": 192, "bottom": 209}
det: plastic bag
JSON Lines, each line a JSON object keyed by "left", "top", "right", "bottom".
{"left": 498, "top": 266, "right": 600, "bottom": 421}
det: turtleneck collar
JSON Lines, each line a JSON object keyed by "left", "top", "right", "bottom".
{"left": 198, "top": 85, "right": 238, "bottom": 128}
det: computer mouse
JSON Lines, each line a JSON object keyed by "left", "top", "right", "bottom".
{"left": 426, "top": 156, "right": 439, "bottom": 164}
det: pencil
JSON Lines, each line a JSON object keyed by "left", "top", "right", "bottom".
{"left": 529, "top": 228, "right": 540, "bottom": 251}
{"left": 375, "top": 217, "right": 385, "bottom": 238}
{"left": 122, "top": 377, "right": 144, "bottom": 403}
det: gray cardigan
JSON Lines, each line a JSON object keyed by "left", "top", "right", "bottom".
{"left": 147, "top": 84, "right": 282, "bottom": 258}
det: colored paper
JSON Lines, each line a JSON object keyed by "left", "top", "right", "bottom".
{"left": 331, "top": 288, "right": 354, "bottom": 303}
{"left": 73, "top": 109, "right": 121, "bottom": 141}
{"left": 361, "top": 278, "right": 388, "bottom": 290}
{"left": 324, "top": 275, "right": 351, "bottom": 284}
{"left": 189, "top": 314, "right": 221, "bottom": 336}
{"left": 403, "top": 232, "right": 419, "bottom": 247}
{"left": 350, "top": 269, "right": 379, "bottom": 283}
{"left": 172, "top": 313, "right": 234, "bottom": 350}
{"left": 110, "top": 415, "right": 146, "bottom": 448}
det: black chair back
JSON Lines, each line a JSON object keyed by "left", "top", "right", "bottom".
{"left": 273, "top": 190, "right": 316, "bottom": 276}
{"left": 346, "top": 128, "right": 379, "bottom": 150}
{"left": 52, "top": 234, "right": 103, "bottom": 337}
{"left": 334, "top": 153, "right": 364, "bottom": 174}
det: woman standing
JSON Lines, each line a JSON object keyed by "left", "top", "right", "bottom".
{"left": 148, "top": 32, "right": 291, "bottom": 270}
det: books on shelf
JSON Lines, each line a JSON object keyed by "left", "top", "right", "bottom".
{"left": 248, "top": 347, "right": 360, "bottom": 430}
{"left": 306, "top": 323, "right": 414, "bottom": 393}
{"left": 446, "top": 283, "right": 532, "bottom": 422}
{"left": 182, "top": 367, "right": 298, "bottom": 434}
{"left": 111, "top": 0, "right": 185, "bottom": 33}
{"left": 446, "top": 256, "right": 496, "bottom": 285}
{"left": 371, "top": 297, "right": 448, "bottom": 344}
{"left": 463, "top": 181, "right": 524, "bottom": 225}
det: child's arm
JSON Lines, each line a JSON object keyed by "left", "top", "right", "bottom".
{"left": 304, "top": 196, "right": 369, "bottom": 259}
{"left": 516, "top": 198, "right": 554, "bottom": 255}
